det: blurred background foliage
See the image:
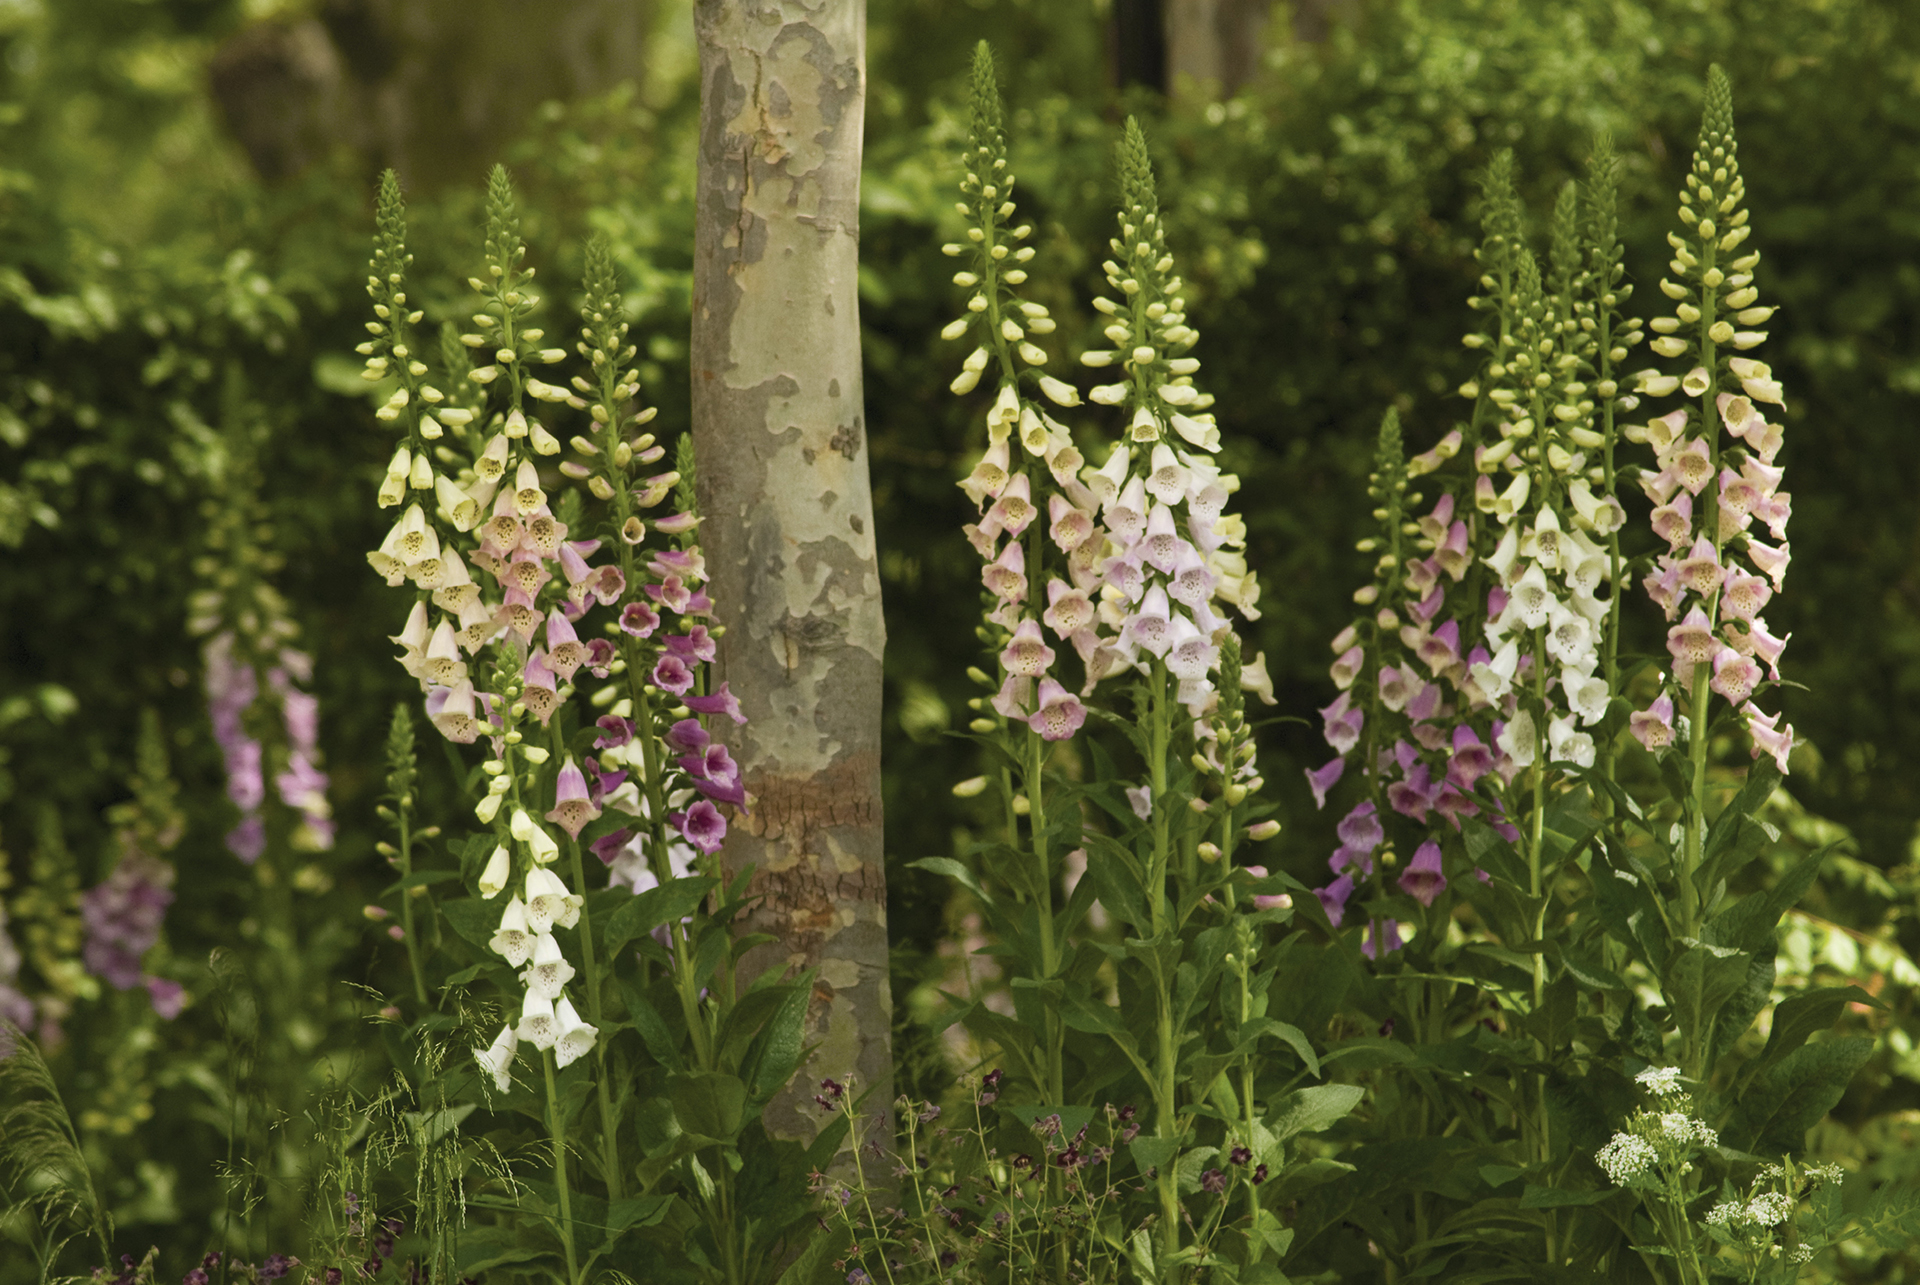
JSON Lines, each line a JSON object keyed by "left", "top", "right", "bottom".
{"left": 2, "top": 0, "right": 1919, "bottom": 1272}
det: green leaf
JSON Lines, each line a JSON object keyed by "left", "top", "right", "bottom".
{"left": 1758, "top": 986, "right": 1883, "bottom": 1074}
{"left": 1270, "top": 1084, "right": 1364, "bottom": 1140}
{"left": 1519, "top": 1184, "right": 1615, "bottom": 1208}
{"left": 666, "top": 1071, "right": 748, "bottom": 1144}
{"left": 1130, "top": 1136, "right": 1180, "bottom": 1177}
{"left": 908, "top": 856, "right": 988, "bottom": 902}
{"left": 438, "top": 897, "right": 500, "bottom": 951}
{"left": 1732, "top": 1036, "right": 1875, "bottom": 1155}
{"left": 1706, "top": 849, "right": 1824, "bottom": 954}
{"left": 1239, "top": 1016, "right": 1321, "bottom": 1077}
{"left": 742, "top": 975, "right": 812, "bottom": 1104}
{"left": 773, "top": 1219, "right": 851, "bottom": 1285}
{"left": 1665, "top": 938, "right": 1753, "bottom": 1070}
{"left": 381, "top": 868, "right": 464, "bottom": 896}
{"left": 603, "top": 875, "right": 718, "bottom": 956}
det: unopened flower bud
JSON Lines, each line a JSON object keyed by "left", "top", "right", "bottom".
{"left": 952, "top": 776, "right": 988, "bottom": 798}
{"left": 587, "top": 476, "right": 614, "bottom": 499}
{"left": 1246, "top": 820, "right": 1281, "bottom": 841}
{"left": 969, "top": 717, "right": 997, "bottom": 733}
{"left": 1197, "top": 842, "right": 1221, "bottom": 862}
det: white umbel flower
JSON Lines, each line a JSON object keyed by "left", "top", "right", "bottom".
{"left": 1595, "top": 1132, "right": 1658, "bottom": 1185}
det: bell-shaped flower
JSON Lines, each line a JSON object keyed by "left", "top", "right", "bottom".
{"left": 1752, "top": 488, "right": 1792, "bottom": 540}
{"left": 1543, "top": 604, "right": 1594, "bottom": 669}
{"left": 1744, "top": 705, "right": 1794, "bottom": 774}
{"left": 684, "top": 681, "right": 748, "bottom": 725}
{"left": 982, "top": 539, "right": 1027, "bottom": 603}
{"left": 1106, "top": 476, "right": 1149, "bottom": 542}
{"left": 1027, "top": 679, "right": 1087, "bottom": 742}
{"left": 519, "top": 649, "right": 560, "bottom": 724}
{"left": 1375, "top": 664, "right": 1411, "bottom": 713}
{"left": 544, "top": 758, "right": 602, "bottom": 840}
{"left": 1430, "top": 520, "right": 1470, "bottom": 582}
{"left": 1729, "top": 616, "right": 1789, "bottom": 678}
{"left": 652, "top": 652, "right": 696, "bottom": 696}
{"left": 985, "top": 473, "right": 1036, "bottom": 538}
{"left": 523, "top": 868, "right": 581, "bottom": 935}
{"left": 1671, "top": 438, "right": 1715, "bottom": 495}
{"left": 520, "top": 931, "right": 577, "bottom": 1001}
{"left": 665, "top": 626, "right": 719, "bottom": 666}
{"left": 428, "top": 548, "right": 480, "bottom": 614}
{"left": 1745, "top": 537, "right": 1791, "bottom": 590}
{"left": 507, "top": 809, "right": 560, "bottom": 866}
{"left": 1165, "top": 614, "right": 1217, "bottom": 681}
{"left": 1711, "top": 647, "right": 1764, "bottom": 706}
{"left": 1413, "top": 620, "right": 1460, "bottom": 676}
{"left": 1727, "top": 358, "right": 1785, "bottom": 406}
{"left": 1681, "top": 365, "right": 1712, "bottom": 398}
{"left": 1511, "top": 562, "right": 1558, "bottom": 630}
{"left": 1490, "top": 472, "right": 1531, "bottom": 524}
{"left": 1398, "top": 841, "right": 1446, "bottom": 907}
{"left": 511, "top": 459, "right": 546, "bottom": 516}
{"left": 422, "top": 621, "right": 467, "bottom": 688}
{"left": 1650, "top": 492, "right": 1693, "bottom": 549}
{"left": 1721, "top": 570, "right": 1773, "bottom": 622}
{"left": 1047, "top": 495, "right": 1095, "bottom": 552}
{"left": 1548, "top": 713, "right": 1595, "bottom": 768}
{"left": 554, "top": 997, "right": 598, "bottom": 1069}
{"left": 1305, "top": 756, "right": 1344, "bottom": 809}
{"left": 1447, "top": 726, "right": 1495, "bottom": 792}
{"left": 1330, "top": 644, "right": 1365, "bottom": 692}
{"left": 1564, "top": 670, "right": 1610, "bottom": 726}
{"left": 1525, "top": 508, "right": 1565, "bottom": 573}
{"left": 1566, "top": 479, "right": 1625, "bottom": 535}
{"left": 1124, "top": 586, "right": 1176, "bottom": 657}
{"left": 542, "top": 610, "right": 586, "bottom": 681}
{"left": 1102, "top": 547, "right": 1146, "bottom": 604}
{"left": 1320, "top": 691, "right": 1364, "bottom": 755}
{"left": 1387, "top": 762, "right": 1440, "bottom": 822}
{"left": 428, "top": 680, "right": 482, "bottom": 744}
{"left": 1169, "top": 412, "right": 1220, "bottom": 451}
{"left": 1000, "top": 619, "right": 1056, "bottom": 677}
{"left": 1406, "top": 680, "right": 1442, "bottom": 724}
{"left": 517, "top": 989, "right": 560, "bottom": 1051}
{"left": 1167, "top": 545, "right": 1217, "bottom": 610}
{"left": 1469, "top": 640, "right": 1520, "bottom": 704}
{"left": 1416, "top": 493, "right": 1456, "bottom": 544}
{"left": 618, "top": 601, "right": 660, "bottom": 640}
{"left": 390, "top": 600, "right": 432, "bottom": 672}
{"left": 1498, "top": 709, "right": 1538, "bottom": 768}
{"left": 478, "top": 844, "right": 512, "bottom": 900}
{"left": 1042, "top": 579, "right": 1096, "bottom": 638}
{"left": 1485, "top": 525, "right": 1521, "bottom": 581}
{"left": 673, "top": 800, "right": 729, "bottom": 854}
{"left": 1630, "top": 694, "right": 1676, "bottom": 753}
{"left": 1144, "top": 444, "right": 1188, "bottom": 506}
{"left": 1336, "top": 800, "right": 1383, "bottom": 855}
{"left": 473, "top": 1024, "right": 518, "bottom": 1093}
{"left": 1240, "top": 649, "right": 1278, "bottom": 706}
{"left": 1675, "top": 537, "right": 1724, "bottom": 597}
{"left": 1315, "top": 874, "right": 1354, "bottom": 928}
{"left": 1086, "top": 443, "right": 1131, "bottom": 509}
{"left": 1666, "top": 605, "right": 1719, "bottom": 683}
{"left": 1362, "top": 918, "right": 1404, "bottom": 960}
{"left": 1642, "top": 558, "right": 1684, "bottom": 620}
{"left": 489, "top": 896, "right": 535, "bottom": 966}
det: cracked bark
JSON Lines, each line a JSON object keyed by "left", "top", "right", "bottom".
{"left": 690, "top": 0, "right": 891, "bottom": 1146}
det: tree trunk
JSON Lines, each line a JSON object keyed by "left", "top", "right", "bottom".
{"left": 689, "top": 0, "right": 891, "bottom": 1146}
{"left": 1165, "top": 0, "right": 1275, "bottom": 101}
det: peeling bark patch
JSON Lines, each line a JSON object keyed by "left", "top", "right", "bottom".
{"left": 828, "top": 417, "right": 861, "bottom": 459}
{"left": 828, "top": 378, "right": 840, "bottom": 398}
{"left": 849, "top": 514, "right": 863, "bottom": 534}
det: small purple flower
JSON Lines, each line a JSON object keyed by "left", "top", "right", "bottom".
{"left": 594, "top": 715, "right": 634, "bottom": 749}
{"left": 652, "top": 654, "right": 695, "bottom": 696}
{"left": 1362, "top": 918, "right": 1404, "bottom": 959}
{"left": 589, "top": 828, "right": 633, "bottom": 866}
{"left": 665, "top": 718, "right": 710, "bottom": 755}
{"left": 1335, "top": 800, "right": 1383, "bottom": 854}
{"left": 664, "top": 626, "right": 718, "bottom": 663}
{"left": 1398, "top": 841, "right": 1447, "bottom": 907}
{"left": 1200, "top": 1168, "right": 1227, "bottom": 1194}
{"left": 684, "top": 682, "right": 747, "bottom": 725}
{"left": 645, "top": 576, "right": 692, "bottom": 614}
{"left": 620, "top": 602, "right": 660, "bottom": 638}
{"left": 584, "top": 637, "right": 617, "bottom": 676}
{"left": 673, "top": 801, "right": 728, "bottom": 854}
{"left": 1315, "top": 874, "right": 1354, "bottom": 928}
{"left": 259, "top": 1255, "right": 297, "bottom": 1281}
{"left": 145, "top": 976, "right": 186, "bottom": 1019}
{"left": 545, "top": 757, "right": 602, "bottom": 839}
{"left": 82, "top": 854, "right": 175, "bottom": 990}
{"left": 183, "top": 1270, "right": 209, "bottom": 1285}
{"left": 1306, "top": 756, "right": 1345, "bottom": 809}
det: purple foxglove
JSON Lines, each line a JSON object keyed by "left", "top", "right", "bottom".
{"left": 1727, "top": 358, "right": 1784, "bottom": 407}
{"left": 1362, "top": 918, "right": 1404, "bottom": 959}
{"left": 545, "top": 758, "right": 602, "bottom": 839}
{"left": 1335, "top": 801, "right": 1383, "bottom": 854}
{"left": 1140, "top": 504, "right": 1187, "bottom": 574}
{"left": 1387, "top": 763, "right": 1439, "bottom": 822}
{"left": 1027, "top": 679, "right": 1087, "bottom": 742}
{"left": 1649, "top": 493, "right": 1693, "bottom": 547}
{"left": 524, "top": 869, "right": 582, "bottom": 934}
{"left": 557, "top": 540, "right": 593, "bottom": 587}
{"left": 1671, "top": 437, "right": 1715, "bottom": 495}
{"left": 1397, "top": 842, "right": 1446, "bottom": 907}
{"left": 422, "top": 621, "right": 466, "bottom": 687}
{"left": 1666, "top": 606, "right": 1719, "bottom": 683}
{"left": 226, "top": 815, "right": 266, "bottom": 864}
{"left": 648, "top": 547, "right": 707, "bottom": 583}
{"left": 666, "top": 718, "right": 710, "bottom": 755}
{"left": 684, "top": 682, "right": 747, "bottom": 725}
{"left": 1315, "top": 874, "right": 1354, "bottom": 928}
{"left": 1433, "top": 785, "right": 1479, "bottom": 826}
{"left": 520, "top": 932, "right": 576, "bottom": 1000}
{"left": 652, "top": 653, "right": 695, "bottom": 697}
{"left": 1722, "top": 570, "right": 1773, "bottom": 622}
{"left": 620, "top": 601, "right": 660, "bottom": 639}
{"left": 1329, "top": 845, "right": 1373, "bottom": 877}
{"left": 1319, "top": 691, "right": 1364, "bottom": 755}
{"left": 473, "top": 1024, "right": 518, "bottom": 1092}
{"left": 1416, "top": 620, "right": 1461, "bottom": 673}
{"left": 1642, "top": 560, "right": 1685, "bottom": 620}
{"left": 1406, "top": 681, "right": 1441, "bottom": 724}
{"left": 1744, "top": 706, "right": 1794, "bottom": 774}
{"left": 1000, "top": 619, "right": 1056, "bottom": 677}
{"left": 478, "top": 845, "right": 511, "bottom": 899}
{"left": 1241, "top": 649, "right": 1278, "bottom": 706}
{"left": 1046, "top": 496, "right": 1095, "bottom": 553}
{"left": 1565, "top": 672, "right": 1610, "bottom": 726}
{"left": 554, "top": 997, "right": 598, "bottom": 1069}
{"left": 594, "top": 716, "right": 634, "bottom": 752}
{"left": 81, "top": 853, "right": 174, "bottom": 990}
{"left": 541, "top": 610, "right": 585, "bottom": 680}
{"left": 644, "top": 575, "right": 691, "bottom": 615}
{"left": 1101, "top": 548, "right": 1147, "bottom": 604}
{"left": 673, "top": 800, "right": 728, "bottom": 854}
{"left": 1085, "top": 443, "right": 1130, "bottom": 508}
{"left": 1710, "top": 648, "right": 1763, "bottom": 706}
{"left": 1510, "top": 563, "right": 1557, "bottom": 630}
{"left": 1468, "top": 641, "right": 1519, "bottom": 704}
{"left": 1041, "top": 580, "right": 1096, "bottom": 638}
{"left": 1675, "top": 537, "right": 1724, "bottom": 597}
{"left": 517, "top": 989, "right": 560, "bottom": 1051}
{"left": 589, "top": 828, "right": 633, "bottom": 866}
{"left": 224, "top": 739, "right": 266, "bottom": 812}
{"left": 1306, "top": 756, "right": 1344, "bottom": 809}
{"left": 1124, "top": 586, "right": 1175, "bottom": 657}
{"left": 1729, "top": 617, "right": 1789, "bottom": 677}
{"left": 960, "top": 440, "right": 1013, "bottom": 505}
{"left": 1544, "top": 607, "right": 1595, "bottom": 668}
{"left": 489, "top": 897, "right": 535, "bottom": 965}
{"left": 520, "top": 649, "right": 561, "bottom": 724}
{"left": 499, "top": 586, "right": 541, "bottom": 641}
{"left": 1377, "top": 665, "right": 1412, "bottom": 714}
{"left": 665, "top": 626, "right": 718, "bottom": 664}
{"left": 1447, "top": 726, "right": 1495, "bottom": 791}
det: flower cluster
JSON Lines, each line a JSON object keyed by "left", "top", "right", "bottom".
{"left": 945, "top": 62, "right": 1270, "bottom": 748}
{"left": 1627, "top": 66, "right": 1795, "bottom": 772}
{"left": 1594, "top": 1068, "right": 1719, "bottom": 1194}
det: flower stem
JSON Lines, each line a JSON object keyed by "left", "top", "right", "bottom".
{"left": 566, "top": 833, "right": 624, "bottom": 1201}
{"left": 1147, "top": 663, "right": 1181, "bottom": 1266}
{"left": 395, "top": 790, "right": 429, "bottom": 1006}
{"left": 543, "top": 1049, "right": 581, "bottom": 1285}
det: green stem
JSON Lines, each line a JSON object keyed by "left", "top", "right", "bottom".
{"left": 396, "top": 797, "right": 430, "bottom": 1007}
{"left": 543, "top": 1050, "right": 581, "bottom": 1285}
{"left": 1146, "top": 664, "right": 1181, "bottom": 1268}
{"left": 567, "top": 833, "right": 624, "bottom": 1201}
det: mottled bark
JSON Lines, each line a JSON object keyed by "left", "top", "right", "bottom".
{"left": 689, "top": 0, "right": 890, "bottom": 1145}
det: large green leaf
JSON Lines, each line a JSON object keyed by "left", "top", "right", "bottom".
{"left": 1756, "top": 986, "right": 1882, "bottom": 1076}
{"left": 666, "top": 1070, "right": 748, "bottom": 1144}
{"left": 1269, "top": 1083, "right": 1365, "bottom": 1140}
{"left": 603, "top": 875, "right": 718, "bottom": 955}
{"left": 1732, "top": 1036, "right": 1875, "bottom": 1155}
